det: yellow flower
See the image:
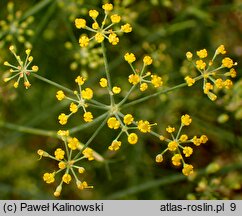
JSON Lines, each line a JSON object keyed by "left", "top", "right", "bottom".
{"left": 123, "top": 114, "right": 134, "bottom": 125}
{"left": 183, "top": 146, "right": 193, "bottom": 157}
{"left": 151, "top": 75, "right": 163, "bottom": 88}
{"left": 229, "top": 68, "right": 237, "bottom": 78}
{"left": 54, "top": 185, "right": 62, "bottom": 197}
{"left": 81, "top": 88, "right": 93, "bottom": 100}
{"left": 185, "top": 76, "right": 195, "bottom": 86}
{"left": 92, "top": 22, "right": 99, "bottom": 30}
{"left": 207, "top": 91, "right": 217, "bottom": 101}
{"left": 121, "top": 23, "right": 132, "bottom": 33}
{"left": 216, "top": 45, "right": 226, "bottom": 55}
{"left": 75, "top": 18, "right": 86, "bottom": 29}
{"left": 54, "top": 184, "right": 62, "bottom": 197}
{"left": 143, "top": 56, "right": 153, "bottom": 65}
{"left": 166, "top": 126, "right": 175, "bottom": 133}
{"left": 192, "top": 136, "right": 201, "bottom": 146}
{"left": 168, "top": 141, "right": 178, "bottom": 151}
{"left": 155, "top": 154, "right": 163, "bottom": 163}
{"left": 14, "top": 82, "right": 19, "bottom": 88}
{"left": 24, "top": 81, "right": 31, "bottom": 89}
{"left": 203, "top": 82, "right": 213, "bottom": 94}
{"left": 37, "top": 149, "right": 49, "bottom": 158}
{"left": 77, "top": 181, "right": 93, "bottom": 190}
{"left": 102, "top": 3, "right": 113, "bottom": 12}
{"left": 140, "top": 83, "right": 148, "bottom": 91}
{"left": 200, "top": 135, "right": 208, "bottom": 144}
{"left": 171, "top": 154, "right": 182, "bottom": 166}
{"left": 186, "top": 51, "right": 193, "bottom": 60}
{"left": 99, "top": 78, "right": 108, "bottom": 87}
{"left": 58, "top": 161, "right": 66, "bottom": 169}
{"left": 70, "top": 102, "right": 78, "bottom": 113}
{"left": 107, "top": 117, "right": 120, "bottom": 129}
{"left": 83, "top": 112, "right": 93, "bottom": 122}
{"left": 62, "top": 173, "right": 72, "bottom": 184}
{"left": 82, "top": 148, "right": 94, "bottom": 160}
{"left": 108, "top": 140, "right": 121, "bottom": 151}
{"left": 95, "top": 32, "right": 104, "bottom": 43}
{"left": 137, "top": 120, "right": 151, "bottom": 133}
{"left": 181, "top": 114, "right": 192, "bottom": 126}
{"left": 111, "top": 14, "right": 121, "bottom": 23}
{"left": 215, "top": 78, "right": 224, "bottom": 89}
{"left": 196, "top": 60, "right": 206, "bottom": 70}
{"left": 89, "top": 10, "right": 99, "bottom": 19}
{"left": 222, "top": 57, "right": 234, "bottom": 68}
{"left": 56, "top": 90, "right": 65, "bottom": 101}
{"left": 32, "top": 65, "right": 39, "bottom": 72}
{"left": 108, "top": 33, "right": 119, "bottom": 45}
{"left": 128, "top": 74, "right": 140, "bottom": 85}
{"left": 128, "top": 133, "right": 138, "bottom": 144}
{"left": 68, "top": 137, "right": 80, "bottom": 150}
{"left": 43, "top": 173, "right": 55, "bottom": 184}
{"left": 95, "top": 32, "right": 105, "bottom": 43}
{"left": 79, "top": 35, "right": 89, "bottom": 47}
{"left": 57, "top": 130, "right": 69, "bottom": 137}
{"left": 78, "top": 167, "right": 85, "bottom": 174}
{"left": 179, "top": 134, "right": 188, "bottom": 142}
{"left": 58, "top": 113, "right": 68, "bottom": 125}
{"left": 224, "top": 79, "right": 233, "bottom": 89}
{"left": 112, "top": 86, "right": 121, "bottom": 94}
{"left": 182, "top": 164, "right": 194, "bottom": 176}
{"left": 124, "top": 53, "right": 136, "bottom": 64}
{"left": 54, "top": 148, "right": 65, "bottom": 160}
{"left": 196, "top": 49, "right": 208, "bottom": 58}
{"left": 75, "top": 76, "right": 86, "bottom": 85}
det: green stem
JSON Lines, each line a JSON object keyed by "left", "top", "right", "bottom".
{"left": 74, "top": 114, "right": 109, "bottom": 160}
{"left": 118, "top": 85, "right": 136, "bottom": 107}
{"left": 122, "top": 82, "right": 188, "bottom": 109}
{"left": 69, "top": 112, "right": 108, "bottom": 134}
{"left": 122, "top": 76, "right": 204, "bottom": 109}
{"left": 32, "top": 73, "right": 73, "bottom": 94}
{"left": 101, "top": 42, "right": 114, "bottom": 105}
{"left": 0, "top": 121, "right": 56, "bottom": 137}
{"left": 176, "top": 124, "right": 183, "bottom": 140}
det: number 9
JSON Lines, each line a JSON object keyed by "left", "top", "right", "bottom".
{"left": 230, "top": 203, "right": 236, "bottom": 211}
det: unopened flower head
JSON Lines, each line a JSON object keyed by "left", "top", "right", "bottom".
{"left": 0, "top": 2, "right": 34, "bottom": 48}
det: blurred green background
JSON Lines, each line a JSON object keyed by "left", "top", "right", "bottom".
{"left": 0, "top": 0, "right": 242, "bottom": 199}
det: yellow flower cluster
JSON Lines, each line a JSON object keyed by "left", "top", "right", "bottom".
{"left": 185, "top": 45, "right": 237, "bottom": 101}
{"left": 3, "top": 46, "right": 38, "bottom": 89}
{"left": 56, "top": 76, "right": 94, "bottom": 125}
{"left": 38, "top": 131, "right": 93, "bottom": 197}
{"left": 156, "top": 114, "right": 208, "bottom": 176}
{"left": 75, "top": 3, "right": 132, "bottom": 47}
{"left": 124, "top": 53, "right": 163, "bottom": 91}
{"left": 107, "top": 113, "right": 157, "bottom": 150}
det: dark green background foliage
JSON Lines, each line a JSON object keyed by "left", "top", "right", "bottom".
{"left": 0, "top": 0, "right": 241, "bottom": 199}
